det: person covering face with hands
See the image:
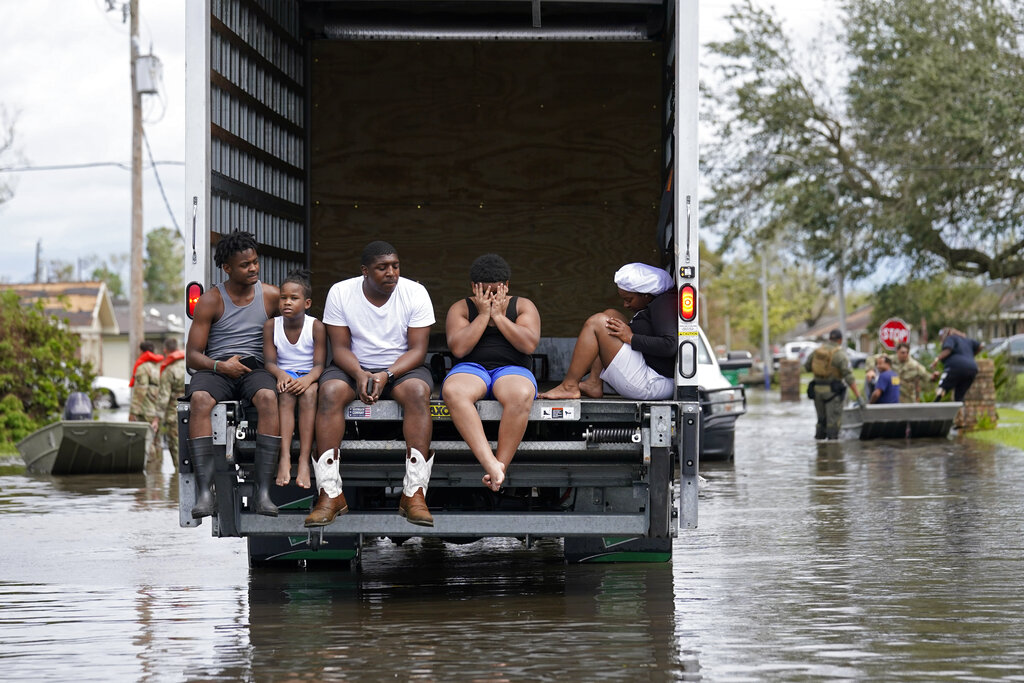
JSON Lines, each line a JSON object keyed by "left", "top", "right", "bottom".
{"left": 442, "top": 254, "right": 541, "bottom": 492}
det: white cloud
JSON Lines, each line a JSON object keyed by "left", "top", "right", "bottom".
{"left": 0, "top": 0, "right": 185, "bottom": 283}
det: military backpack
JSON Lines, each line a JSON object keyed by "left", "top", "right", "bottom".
{"left": 810, "top": 345, "right": 840, "bottom": 379}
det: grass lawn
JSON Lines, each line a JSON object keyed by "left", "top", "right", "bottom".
{"left": 966, "top": 408, "right": 1024, "bottom": 452}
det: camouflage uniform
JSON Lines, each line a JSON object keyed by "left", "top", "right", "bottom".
{"left": 155, "top": 355, "right": 187, "bottom": 465}
{"left": 130, "top": 360, "right": 162, "bottom": 423}
{"left": 893, "top": 355, "right": 929, "bottom": 403}
{"left": 804, "top": 341, "right": 856, "bottom": 440}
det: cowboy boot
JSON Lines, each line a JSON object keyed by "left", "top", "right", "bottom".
{"left": 189, "top": 436, "right": 216, "bottom": 519}
{"left": 399, "top": 447, "right": 434, "bottom": 527}
{"left": 304, "top": 448, "right": 348, "bottom": 527}
{"left": 250, "top": 434, "right": 280, "bottom": 516}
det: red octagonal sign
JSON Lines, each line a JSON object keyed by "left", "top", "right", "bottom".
{"left": 879, "top": 318, "right": 910, "bottom": 350}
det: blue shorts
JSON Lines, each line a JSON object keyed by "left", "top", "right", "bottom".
{"left": 441, "top": 362, "right": 537, "bottom": 399}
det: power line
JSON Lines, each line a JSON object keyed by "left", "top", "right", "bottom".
{"left": 141, "top": 129, "right": 184, "bottom": 240}
{"left": 0, "top": 161, "right": 183, "bottom": 173}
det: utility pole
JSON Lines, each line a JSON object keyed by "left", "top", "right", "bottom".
{"left": 760, "top": 248, "right": 771, "bottom": 391}
{"left": 128, "top": 0, "right": 144, "bottom": 373}
{"left": 837, "top": 251, "right": 848, "bottom": 345}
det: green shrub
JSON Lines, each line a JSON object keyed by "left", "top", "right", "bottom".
{"left": 973, "top": 413, "right": 997, "bottom": 431}
{"left": 990, "top": 352, "right": 1024, "bottom": 403}
{"left": 0, "top": 393, "right": 38, "bottom": 449}
{"left": 0, "top": 291, "right": 95, "bottom": 444}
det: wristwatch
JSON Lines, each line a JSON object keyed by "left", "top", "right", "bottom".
{"left": 385, "top": 370, "right": 395, "bottom": 384}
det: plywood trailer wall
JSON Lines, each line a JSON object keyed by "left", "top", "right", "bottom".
{"left": 309, "top": 40, "right": 663, "bottom": 338}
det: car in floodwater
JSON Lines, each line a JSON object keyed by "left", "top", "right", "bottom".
{"left": 989, "top": 334, "right": 1024, "bottom": 372}
{"left": 92, "top": 376, "right": 131, "bottom": 410}
{"left": 846, "top": 348, "right": 868, "bottom": 368}
{"left": 697, "top": 329, "right": 748, "bottom": 460}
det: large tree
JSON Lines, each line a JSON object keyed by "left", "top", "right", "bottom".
{"left": 703, "top": 0, "right": 1024, "bottom": 279}
{"left": 144, "top": 227, "right": 184, "bottom": 303}
{"left": 702, "top": 245, "right": 845, "bottom": 351}
{"left": 869, "top": 275, "right": 1000, "bottom": 341}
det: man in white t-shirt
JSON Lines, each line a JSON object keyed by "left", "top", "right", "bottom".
{"left": 305, "top": 240, "right": 437, "bottom": 528}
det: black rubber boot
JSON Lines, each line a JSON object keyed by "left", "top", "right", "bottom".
{"left": 250, "top": 434, "right": 281, "bottom": 517}
{"left": 189, "top": 436, "right": 216, "bottom": 519}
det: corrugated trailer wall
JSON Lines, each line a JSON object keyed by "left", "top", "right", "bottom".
{"left": 209, "top": 0, "right": 307, "bottom": 286}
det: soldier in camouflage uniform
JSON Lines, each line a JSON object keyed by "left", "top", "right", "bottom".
{"left": 152, "top": 337, "right": 186, "bottom": 468}
{"left": 804, "top": 330, "right": 865, "bottom": 440}
{"left": 129, "top": 341, "right": 163, "bottom": 424}
{"left": 129, "top": 341, "right": 164, "bottom": 464}
{"left": 893, "top": 342, "right": 930, "bottom": 403}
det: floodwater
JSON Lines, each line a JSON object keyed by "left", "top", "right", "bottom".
{"left": 2, "top": 394, "right": 1024, "bottom": 681}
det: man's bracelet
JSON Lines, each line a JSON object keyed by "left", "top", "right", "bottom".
{"left": 213, "top": 360, "right": 219, "bottom": 373}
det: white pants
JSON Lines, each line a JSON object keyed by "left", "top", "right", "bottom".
{"left": 600, "top": 345, "right": 673, "bottom": 400}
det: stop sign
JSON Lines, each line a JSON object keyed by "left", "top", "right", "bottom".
{"left": 879, "top": 318, "right": 910, "bottom": 350}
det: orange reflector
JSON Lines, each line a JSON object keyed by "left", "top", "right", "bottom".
{"left": 679, "top": 284, "right": 697, "bottom": 322}
{"left": 185, "top": 282, "right": 203, "bottom": 319}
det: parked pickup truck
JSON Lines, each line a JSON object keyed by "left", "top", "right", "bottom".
{"left": 178, "top": 0, "right": 732, "bottom": 567}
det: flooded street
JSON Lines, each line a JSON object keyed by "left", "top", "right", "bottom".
{"left": 2, "top": 393, "right": 1024, "bottom": 681}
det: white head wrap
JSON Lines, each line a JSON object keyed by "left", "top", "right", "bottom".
{"left": 613, "top": 263, "right": 673, "bottom": 295}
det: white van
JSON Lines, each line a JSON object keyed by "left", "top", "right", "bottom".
{"left": 697, "top": 329, "right": 747, "bottom": 460}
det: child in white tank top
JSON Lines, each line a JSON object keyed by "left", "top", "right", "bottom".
{"left": 263, "top": 270, "right": 327, "bottom": 489}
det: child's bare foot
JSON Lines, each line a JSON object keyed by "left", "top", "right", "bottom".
{"left": 275, "top": 456, "right": 292, "bottom": 486}
{"left": 538, "top": 382, "right": 581, "bottom": 400}
{"left": 579, "top": 378, "right": 604, "bottom": 398}
{"left": 296, "top": 457, "right": 311, "bottom": 489}
{"left": 481, "top": 461, "right": 505, "bottom": 492}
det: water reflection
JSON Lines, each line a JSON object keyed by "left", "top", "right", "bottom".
{"left": 241, "top": 542, "right": 682, "bottom": 680}
{"left": 676, "top": 390, "right": 1024, "bottom": 680}
{"left": 2, "top": 392, "right": 1024, "bottom": 680}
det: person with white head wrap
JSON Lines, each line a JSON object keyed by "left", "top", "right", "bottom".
{"left": 540, "top": 263, "right": 676, "bottom": 401}
{"left": 613, "top": 263, "right": 674, "bottom": 296}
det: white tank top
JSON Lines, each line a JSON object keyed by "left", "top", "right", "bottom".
{"left": 274, "top": 315, "right": 315, "bottom": 374}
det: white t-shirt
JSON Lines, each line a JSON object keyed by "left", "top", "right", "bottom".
{"left": 322, "top": 276, "right": 435, "bottom": 367}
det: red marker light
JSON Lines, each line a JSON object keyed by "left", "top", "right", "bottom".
{"left": 185, "top": 282, "right": 203, "bottom": 319}
{"left": 679, "top": 284, "right": 697, "bottom": 322}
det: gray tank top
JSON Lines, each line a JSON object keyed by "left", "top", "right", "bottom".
{"left": 205, "top": 281, "right": 269, "bottom": 363}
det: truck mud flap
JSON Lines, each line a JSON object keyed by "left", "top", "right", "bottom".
{"left": 563, "top": 537, "right": 672, "bottom": 564}
{"left": 247, "top": 535, "right": 359, "bottom": 569}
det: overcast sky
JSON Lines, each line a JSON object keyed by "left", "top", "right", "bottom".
{"left": 0, "top": 1, "right": 827, "bottom": 285}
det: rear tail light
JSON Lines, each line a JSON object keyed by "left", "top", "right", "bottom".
{"left": 679, "top": 284, "right": 697, "bottom": 322}
{"left": 185, "top": 282, "right": 203, "bottom": 319}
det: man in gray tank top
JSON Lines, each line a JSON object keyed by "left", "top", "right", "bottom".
{"left": 184, "top": 230, "right": 282, "bottom": 518}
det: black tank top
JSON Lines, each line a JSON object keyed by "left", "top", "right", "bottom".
{"left": 459, "top": 296, "right": 532, "bottom": 371}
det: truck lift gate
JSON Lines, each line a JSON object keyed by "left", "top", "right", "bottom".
{"left": 178, "top": 396, "right": 679, "bottom": 564}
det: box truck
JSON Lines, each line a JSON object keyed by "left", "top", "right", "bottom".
{"left": 178, "top": 0, "right": 744, "bottom": 567}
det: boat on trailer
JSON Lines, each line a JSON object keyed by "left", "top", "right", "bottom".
{"left": 840, "top": 402, "right": 964, "bottom": 440}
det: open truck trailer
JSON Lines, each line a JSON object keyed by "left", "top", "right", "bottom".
{"left": 179, "top": 0, "right": 730, "bottom": 567}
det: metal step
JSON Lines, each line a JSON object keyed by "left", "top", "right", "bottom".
{"left": 236, "top": 511, "right": 650, "bottom": 537}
